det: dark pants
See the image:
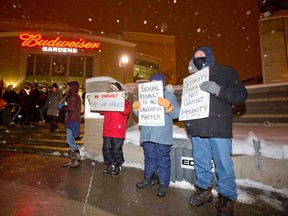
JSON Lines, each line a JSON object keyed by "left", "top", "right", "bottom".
{"left": 48, "top": 115, "right": 58, "bottom": 133}
{"left": 102, "top": 137, "right": 124, "bottom": 167}
{"left": 143, "top": 141, "right": 172, "bottom": 186}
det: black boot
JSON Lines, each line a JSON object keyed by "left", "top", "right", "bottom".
{"left": 157, "top": 185, "right": 168, "bottom": 197}
{"left": 215, "top": 194, "right": 234, "bottom": 216}
{"left": 189, "top": 185, "right": 213, "bottom": 206}
{"left": 111, "top": 166, "right": 121, "bottom": 177}
{"left": 103, "top": 164, "right": 115, "bottom": 175}
{"left": 136, "top": 179, "right": 154, "bottom": 189}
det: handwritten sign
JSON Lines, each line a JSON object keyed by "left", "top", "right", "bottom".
{"left": 179, "top": 67, "right": 210, "bottom": 121}
{"left": 89, "top": 92, "right": 124, "bottom": 111}
{"left": 138, "top": 81, "right": 165, "bottom": 126}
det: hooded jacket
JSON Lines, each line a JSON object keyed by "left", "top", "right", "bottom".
{"left": 134, "top": 86, "right": 180, "bottom": 145}
{"left": 185, "top": 46, "right": 248, "bottom": 138}
{"left": 64, "top": 81, "right": 82, "bottom": 123}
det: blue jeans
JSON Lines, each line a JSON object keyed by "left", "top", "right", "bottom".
{"left": 143, "top": 142, "right": 171, "bottom": 186}
{"left": 66, "top": 122, "right": 80, "bottom": 151}
{"left": 192, "top": 137, "right": 237, "bottom": 200}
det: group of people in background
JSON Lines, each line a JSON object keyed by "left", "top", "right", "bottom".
{"left": 0, "top": 82, "right": 85, "bottom": 126}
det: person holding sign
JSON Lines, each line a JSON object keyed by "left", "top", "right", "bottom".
{"left": 186, "top": 46, "right": 248, "bottom": 216}
{"left": 100, "top": 82, "right": 130, "bottom": 177}
{"left": 133, "top": 74, "right": 180, "bottom": 197}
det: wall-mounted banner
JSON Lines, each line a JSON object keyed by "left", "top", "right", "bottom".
{"left": 138, "top": 81, "right": 164, "bottom": 126}
{"left": 179, "top": 67, "right": 210, "bottom": 121}
{"left": 89, "top": 92, "right": 124, "bottom": 111}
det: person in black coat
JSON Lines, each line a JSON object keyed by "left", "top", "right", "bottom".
{"left": 185, "top": 46, "right": 248, "bottom": 216}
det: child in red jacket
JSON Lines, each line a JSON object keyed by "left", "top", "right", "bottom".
{"left": 99, "top": 82, "right": 130, "bottom": 177}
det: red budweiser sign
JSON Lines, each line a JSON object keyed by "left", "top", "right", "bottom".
{"left": 19, "top": 33, "right": 100, "bottom": 50}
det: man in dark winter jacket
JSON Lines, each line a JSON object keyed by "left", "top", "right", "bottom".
{"left": 58, "top": 81, "right": 82, "bottom": 168}
{"left": 186, "top": 46, "right": 248, "bottom": 216}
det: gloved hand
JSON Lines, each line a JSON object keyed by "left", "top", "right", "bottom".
{"left": 200, "top": 81, "right": 221, "bottom": 96}
{"left": 57, "top": 103, "right": 64, "bottom": 109}
{"left": 132, "top": 101, "right": 141, "bottom": 112}
{"left": 122, "top": 91, "right": 128, "bottom": 99}
{"left": 158, "top": 97, "right": 174, "bottom": 113}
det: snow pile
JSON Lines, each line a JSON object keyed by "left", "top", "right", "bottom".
{"left": 126, "top": 124, "right": 288, "bottom": 160}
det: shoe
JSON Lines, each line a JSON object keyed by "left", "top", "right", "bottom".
{"left": 63, "top": 150, "right": 73, "bottom": 167}
{"left": 189, "top": 186, "right": 213, "bottom": 206}
{"left": 68, "top": 150, "right": 82, "bottom": 168}
{"left": 157, "top": 185, "right": 168, "bottom": 197}
{"left": 103, "top": 164, "right": 115, "bottom": 175}
{"left": 136, "top": 179, "right": 154, "bottom": 189}
{"left": 111, "top": 166, "right": 121, "bottom": 177}
{"left": 215, "top": 194, "right": 234, "bottom": 216}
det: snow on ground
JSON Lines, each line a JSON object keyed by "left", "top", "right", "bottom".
{"left": 124, "top": 123, "right": 288, "bottom": 208}
{"left": 83, "top": 122, "right": 288, "bottom": 210}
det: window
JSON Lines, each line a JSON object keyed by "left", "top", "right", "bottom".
{"left": 134, "top": 59, "right": 159, "bottom": 80}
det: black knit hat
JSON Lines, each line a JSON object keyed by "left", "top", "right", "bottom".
{"left": 52, "top": 83, "right": 58, "bottom": 89}
{"left": 110, "top": 82, "right": 122, "bottom": 91}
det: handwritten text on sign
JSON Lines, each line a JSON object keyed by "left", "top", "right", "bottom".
{"left": 90, "top": 92, "right": 124, "bottom": 111}
{"left": 179, "top": 67, "right": 210, "bottom": 121}
{"left": 138, "top": 81, "right": 164, "bottom": 126}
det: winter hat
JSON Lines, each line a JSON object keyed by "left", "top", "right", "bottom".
{"left": 52, "top": 83, "right": 58, "bottom": 89}
{"left": 150, "top": 73, "right": 165, "bottom": 84}
{"left": 110, "top": 82, "right": 122, "bottom": 91}
{"left": 188, "top": 46, "right": 215, "bottom": 73}
{"left": 67, "top": 81, "right": 80, "bottom": 93}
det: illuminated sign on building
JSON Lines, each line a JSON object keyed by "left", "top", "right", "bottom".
{"left": 19, "top": 33, "right": 100, "bottom": 53}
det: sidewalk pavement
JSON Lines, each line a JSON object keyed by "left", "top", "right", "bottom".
{"left": 0, "top": 151, "right": 287, "bottom": 216}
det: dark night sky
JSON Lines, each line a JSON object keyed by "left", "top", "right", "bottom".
{"left": 0, "top": 0, "right": 263, "bottom": 82}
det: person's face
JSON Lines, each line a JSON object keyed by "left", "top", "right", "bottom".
{"left": 108, "top": 85, "right": 119, "bottom": 92}
{"left": 194, "top": 50, "right": 206, "bottom": 58}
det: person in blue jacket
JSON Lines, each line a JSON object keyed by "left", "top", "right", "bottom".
{"left": 186, "top": 46, "right": 248, "bottom": 216}
{"left": 133, "top": 73, "right": 180, "bottom": 197}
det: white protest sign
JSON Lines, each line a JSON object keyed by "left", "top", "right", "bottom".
{"left": 179, "top": 67, "right": 210, "bottom": 121}
{"left": 138, "top": 81, "right": 165, "bottom": 126}
{"left": 89, "top": 92, "right": 124, "bottom": 111}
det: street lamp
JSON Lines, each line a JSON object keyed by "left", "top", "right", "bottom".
{"left": 119, "top": 55, "right": 129, "bottom": 84}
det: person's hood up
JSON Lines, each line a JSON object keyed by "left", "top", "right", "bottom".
{"left": 188, "top": 46, "right": 215, "bottom": 73}
{"left": 67, "top": 81, "right": 79, "bottom": 94}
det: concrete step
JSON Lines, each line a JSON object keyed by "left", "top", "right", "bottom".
{"left": 0, "top": 123, "right": 84, "bottom": 156}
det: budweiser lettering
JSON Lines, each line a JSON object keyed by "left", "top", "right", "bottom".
{"left": 19, "top": 33, "right": 100, "bottom": 49}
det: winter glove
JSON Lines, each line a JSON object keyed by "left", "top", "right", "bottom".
{"left": 57, "top": 103, "right": 64, "bottom": 110}
{"left": 200, "top": 81, "right": 221, "bottom": 96}
{"left": 132, "top": 101, "right": 141, "bottom": 112}
{"left": 122, "top": 91, "right": 129, "bottom": 99}
{"left": 158, "top": 97, "right": 174, "bottom": 113}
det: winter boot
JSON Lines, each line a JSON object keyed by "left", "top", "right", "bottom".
{"left": 189, "top": 185, "right": 213, "bottom": 206}
{"left": 136, "top": 179, "right": 154, "bottom": 189}
{"left": 111, "top": 166, "right": 121, "bottom": 177}
{"left": 215, "top": 194, "right": 234, "bottom": 216}
{"left": 103, "top": 164, "right": 115, "bottom": 175}
{"left": 157, "top": 185, "right": 168, "bottom": 197}
{"left": 69, "top": 150, "right": 82, "bottom": 168}
{"left": 63, "top": 150, "right": 73, "bottom": 167}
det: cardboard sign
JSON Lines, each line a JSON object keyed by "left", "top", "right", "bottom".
{"left": 138, "top": 81, "right": 165, "bottom": 126}
{"left": 89, "top": 92, "right": 124, "bottom": 111}
{"left": 179, "top": 67, "right": 210, "bottom": 121}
